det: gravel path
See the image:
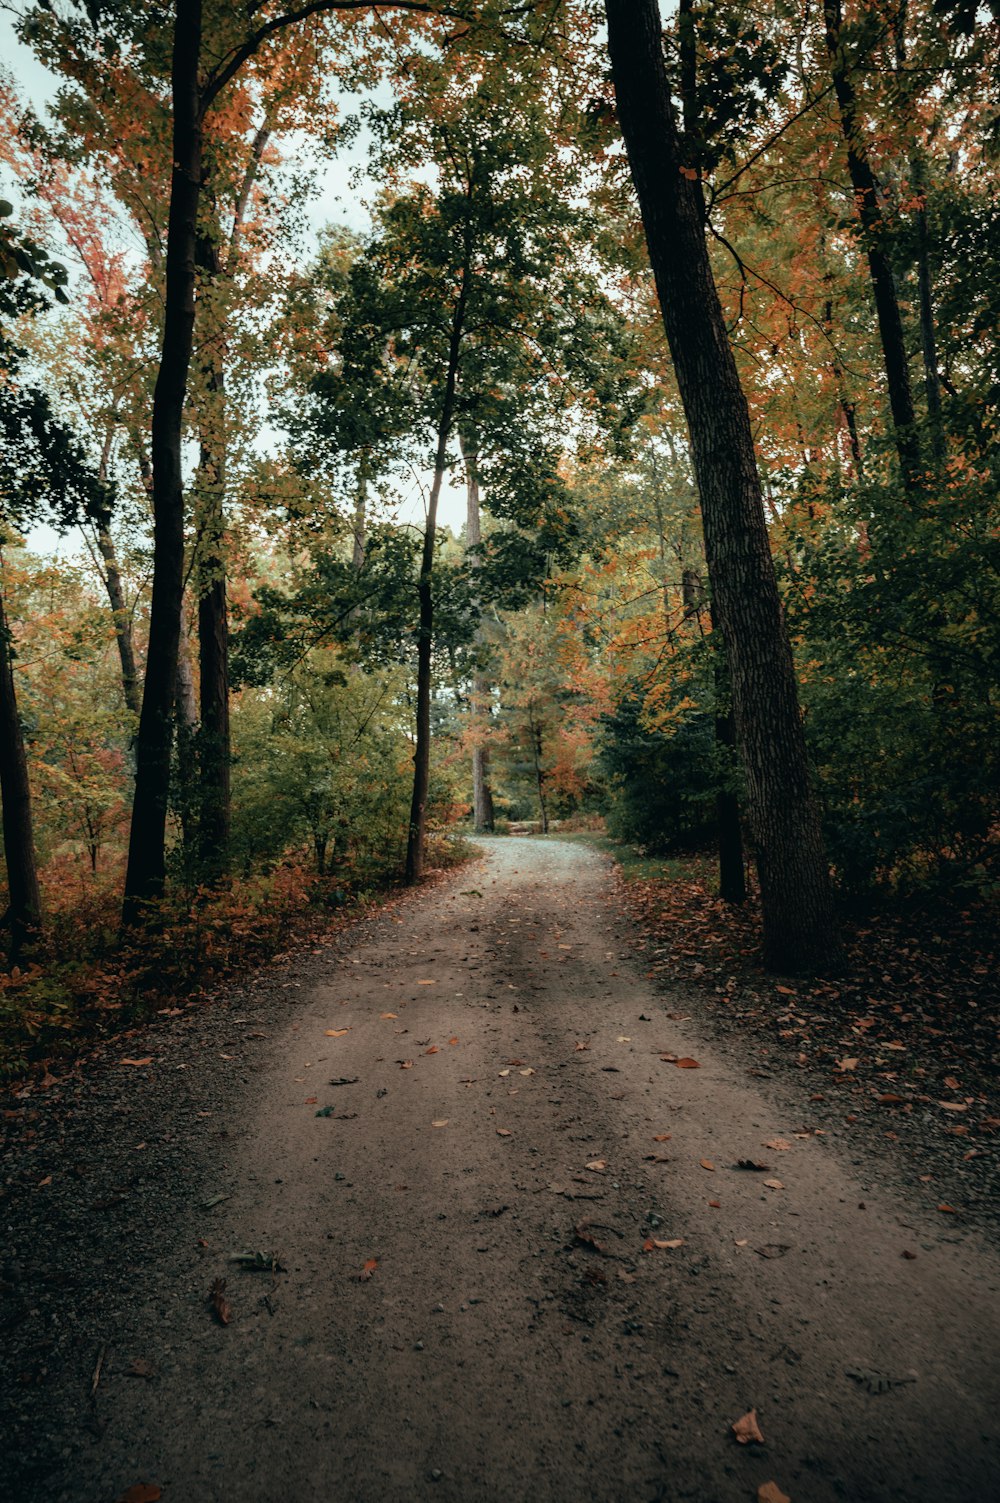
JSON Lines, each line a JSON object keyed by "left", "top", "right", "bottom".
{"left": 2, "top": 837, "right": 998, "bottom": 1503}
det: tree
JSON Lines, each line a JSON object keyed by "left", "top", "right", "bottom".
{"left": 603, "top": 0, "right": 840, "bottom": 972}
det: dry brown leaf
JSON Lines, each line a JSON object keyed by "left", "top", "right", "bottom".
{"left": 449, "top": 1037, "right": 459, "bottom": 1046}
{"left": 700, "top": 1159, "right": 716, "bottom": 1171}
{"left": 585, "top": 1159, "right": 607, "bottom": 1173}
{"left": 519, "top": 1067, "right": 535, "bottom": 1076}
{"left": 763, "top": 1179, "right": 785, "bottom": 1190}
{"left": 496, "top": 1128, "right": 512, "bottom": 1137}
{"left": 209, "top": 1278, "right": 230, "bottom": 1325}
{"left": 359, "top": 1258, "right": 378, "bottom": 1281}
{"left": 398, "top": 1060, "right": 413, "bottom": 1070}
{"left": 417, "top": 979, "right": 436, "bottom": 985}
{"left": 647, "top": 1237, "right": 683, "bottom": 1249}
{"left": 120, "top": 1057, "right": 153, "bottom": 1068}
{"left": 652, "top": 1133, "right": 672, "bottom": 1142}
{"left": 763, "top": 1138, "right": 792, "bottom": 1151}
{"left": 937, "top": 1203, "right": 959, "bottom": 1213}
{"left": 36, "top": 1174, "right": 52, "bottom": 1187}
{"left": 838, "top": 1057, "right": 859, "bottom": 1072}
{"left": 304, "top": 1096, "right": 317, "bottom": 1104}
{"left": 574, "top": 1041, "right": 590, "bottom": 1051}
{"left": 758, "top": 1483, "right": 791, "bottom": 1503}
{"left": 732, "top": 1408, "right": 764, "bottom": 1444}
{"left": 380, "top": 1012, "right": 397, "bottom": 1019}
{"left": 126, "top": 1358, "right": 156, "bottom": 1379}
{"left": 325, "top": 1028, "right": 350, "bottom": 1038}
{"left": 116, "top": 1487, "right": 162, "bottom": 1503}
{"left": 425, "top": 1046, "right": 440, "bottom": 1055}
{"left": 708, "top": 1199, "right": 721, "bottom": 1208}
{"left": 675, "top": 1057, "right": 700, "bottom": 1069}
{"left": 431, "top": 1119, "right": 449, "bottom": 1128}
{"left": 575, "top": 1221, "right": 610, "bottom": 1255}
{"left": 735, "top": 1238, "right": 749, "bottom": 1247}
{"left": 939, "top": 1101, "right": 968, "bottom": 1111}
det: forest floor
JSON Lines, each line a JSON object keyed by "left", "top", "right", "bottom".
{"left": 1, "top": 836, "right": 998, "bottom": 1503}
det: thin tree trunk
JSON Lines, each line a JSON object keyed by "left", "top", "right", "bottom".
{"left": 823, "top": 0, "right": 920, "bottom": 489}
{"left": 529, "top": 708, "right": 549, "bottom": 834}
{"left": 122, "top": 0, "right": 203, "bottom": 926}
{"left": 0, "top": 578, "right": 42, "bottom": 963}
{"left": 605, "top": 0, "right": 839, "bottom": 972}
{"left": 175, "top": 596, "right": 199, "bottom": 856}
{"left": 404, "top": 240, "right": 470, "bottom": 884}
{"left": 193, "top": 219, "right": 230, "bottom": 881}
{"left": 352, "top": 471, "right": 367, "bottom": 573}
{"left": 710, "top": 604, "right": 746, "bottom": 904}
{"left": 460, "top": 429, "right": 494, "bottom": 832}
{"left": 91, "top": 433, "right": 141, "bottom": 720}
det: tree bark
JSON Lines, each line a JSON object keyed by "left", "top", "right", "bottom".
{"left": 459, "top": 429, "right": 494, "bottom": 832}
{"left": 404, "top": 233, "right": 470, "bottom": 883}
{"left": 605, "top": 0, "right": 840, "bottom": 972}
{"left": 91, "top": 433, "right": 141, "bottom": 721}
{"left": 194, "top": 221, "right": 230, "bottom": 881}
{"left": 823, "top": 0, "right": 921, "bottom": 489}
{"left": 122, "top": 0, "right": 203, "bottom": 926}
{"left": 0, "top": 577, "right": 42, "bottom": 963}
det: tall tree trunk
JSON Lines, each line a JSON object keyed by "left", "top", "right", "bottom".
{"left": 823, "top": 0, "right": 921, "bottom": 489}
{"left": 710, "top": 605, "right": 746, "bottom": 905}
{"left": 352, "top": 470, "right": 368, "bottom": 573}
{"left": 0, "top": 578, "right": 42, "bottom": 963}
{"left": 194, "top": 223, "right": 230, "bottom": 882}
{"left": 529, "top": 707, "right": 549, "bottom": 834}
{"left": 404, "top": 245, "right": 469, "bottom": 884}
{"left": 459, "top": 429, "right": 494, "bottom": 832}
{"left": 122, "top": 0, "right": 203, "bottom": 926}
{"left": 605, "top": 0, "right": 839, "bottom": 973}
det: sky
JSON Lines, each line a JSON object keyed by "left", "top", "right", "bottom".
{"left": 0, "top": 10, "right": 469, "bottom": 557}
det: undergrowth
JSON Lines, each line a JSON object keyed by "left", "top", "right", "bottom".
{"left": 0, "top": 832, "right": 473, "bottom": 1085}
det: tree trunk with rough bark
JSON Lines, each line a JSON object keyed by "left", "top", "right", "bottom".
{"left": 605, "top": 0, "right": 840, "bottom": 973}
{"left": 122, "top": 0, "right": 203, "bottom": 926}
{"left": 91, "top": 434, "right": 141, "bottom": 721}
{"left": 0, "top": 579, "right": 42, "bottom": 963}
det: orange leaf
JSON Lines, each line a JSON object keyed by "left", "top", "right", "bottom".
{"left": 652, "top": 1133, "right": 671, "bottom": 1142}
{"left": 708, "top": 1199, "right": 721, "bottom": 1208}
{"left": 937, "top": 1203, "right": 959, "bottom": 1213}
{"left": 304, "top": 1096, "right": 317, "bottom": 1105}
{"left": 380, "top": 1012, "right": 397, "bottom": 1019}
{"left": 675, "top": 1057, "right": 700, "bottom": 1069}
{"left": 325, "top": 1028, "right": 350, "bottom": 1038}
{"left": 448, "top": 1037, "right": 459, "bottom": 1046}
{"left": 425, "top": 1046, "right": 439, "bottom": 1055}
{"left": 359, "top": 1258, "right": 378, "bottom": 1281}
{"left": 758, "top": 1484, "right": 790, "bottom": 1503}
{"left": 120, "top": 1057, "right": 153, "bottom": 1067}
{"left": 700, "top": 1159, "right": 715, "bottom": 1171}
{"left": 417, "top": 979, "right": 436, "bottom": 985}
{"left": 732, "top": 1408, "right": 764, "bottom": 1444}
{"left": 116, "top": 1487, "right": 162, "bottom": 1503}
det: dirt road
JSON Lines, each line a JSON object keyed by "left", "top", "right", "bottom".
{"left": 3, "top": 838, "right": 998, "bottom": 1502}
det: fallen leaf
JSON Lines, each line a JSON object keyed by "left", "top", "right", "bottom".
{"left": 37, "top": 1174, "right": 52, "bottom": 1187}
{"left": 116, "top": 1487, "right": 162, "bottom": 1503}
{"left": 732, "top": 1408, "right": 764, "bottom": 1444}
{"left": 838, "top": 1058, "right": 859, "bottom": 1072}
{"left": 937, "top": 1203, "right": 959, "bottom": 1214}
{"left": 616, "top": 1035, "right": 632, "bottom": 1043}
{"left": 652, "top": 1133, "right": 672, "bottom": 1142}
{"left": 758, "top": 1483, "right": 791, "bottom": 1503}
{"left": 126, "top": 1359, "right": 156, "bottom": 1379}
{"left": 574, "top": 1041, "right": 590, "bottom": 1051}
{"left": 939, "top": 1101, "right": 968, "bottom": 1112}
{"left": 304, "top": 1096, "right": 317, "bottom": 1104}
{"left": 209, "top": 1278, "right": 230, "bottom": 1325}
{"left": 763, "top": 1179, "right": 785, "bottom": 1190}
{"left": 647, "top": 1237, "right": 684, "bottom": 1249}
{"left": 431, "top": 1119, "right": 449, "bottom": 1128}
{"left": 120, "top": 1058, "right": 153, "bottom": 1068}
{"left": 675, "top": 1057, "right": 700, "bottom": 1069}
{"left": 762, "top": 1139, "right": 792, "bottom": 1151}
{"left": 448, "top": 1037, "right": 459, "bottom": 1046}
{"left": 585, "top": 1159, "right": 607, "bottom": 1173}
{"left": 700, "top": 1159, "right": 716, "bottom": 1171}
{"left": 575, "top": 1221, "right": 610, "bottom": 1255}
{"left": 359, "top": 1258, "right": 378, "bottom": 1281}
{"left": 735, "top": 1238, "right": 749, "bottom": 1247}
{"left": 380, "top": 1012, "right": 398, "bottom": 1019}
{"left": 425, "top": 1046, "right": 440, "bottom": 1055}
{"left": 417, "top": 979, "right": 436, "bottom": 985}
{"left": 325, "top": 1028, "right": 350, "bottom": 1038}
{"left": 708, "top": 1199, "right": 721, "bottom": 1208}
{"left": 496, "top": 1128, "right": 512, "bottom": 1137}
{"left": 398, "top": 1060, "right": 413, "bottom": 1070}
{"left": 519, "top": 1068, "right": 535, "bottom": 1076}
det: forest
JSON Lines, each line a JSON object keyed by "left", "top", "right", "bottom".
{"left": 0, "top": 0, "right": 997, "bottom": 1076}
